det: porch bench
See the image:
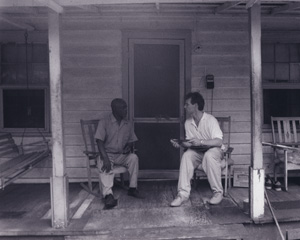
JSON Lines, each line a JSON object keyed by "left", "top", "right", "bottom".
{"left": 0, "top": 132, "right": 50, "bottom": 189}
{"left": 263, "top": 117, "right": 300, "bottom": 191}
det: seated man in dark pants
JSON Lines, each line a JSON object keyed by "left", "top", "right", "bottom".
{"left": 95, "top": 98, "right": 143, "bottom": 209}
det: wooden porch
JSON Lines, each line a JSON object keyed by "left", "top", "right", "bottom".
{"left": 1, "top": 178, "right": 300, "bottom": 240}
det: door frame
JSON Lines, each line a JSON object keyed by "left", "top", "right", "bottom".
{"left": 122, "top": 30, "right": 192, "bottom": 178}
{"left": 122, "top": 30, "right": 191, "bottom": 105}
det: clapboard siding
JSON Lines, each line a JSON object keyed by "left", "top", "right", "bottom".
{"left": 1, "top": 10, "right": 297, "bottom": 181}
{"left": 199, "top": 44, "right": 249, "bottom": 56}
{"left": 64, "top": 111, "right": 109, "bottom": 123}
{"left": 0, "top": 31, "right": 48, "bottom": 43}
{"left": 261, "top": 20, "right": 300, "bottom": 174}
{"left": 63, "top": 14, "right": 252, "bottom": 180}
{"left": 64, "top": 98, "right": 112, "bottom": 111}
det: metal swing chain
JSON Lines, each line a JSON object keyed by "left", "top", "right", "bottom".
{"left": 20, "top": 31, "right": 48, "bottom": 154}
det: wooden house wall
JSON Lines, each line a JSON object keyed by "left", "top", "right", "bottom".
{"left": 261, "top": 18, "right": 300, "bottom": 175}
{"left": 60, "top": 14, "right": 252, "bottom": 182}
{"left": 0, "top": 12, "right": 299, "bottom": 182}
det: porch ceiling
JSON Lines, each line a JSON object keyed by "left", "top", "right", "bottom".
{"left": 0, "top": 1, "right": 299, "bottom": 31}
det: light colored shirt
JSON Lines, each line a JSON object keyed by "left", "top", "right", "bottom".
{"left": 94, "top": 114, "right": 138, "bottom": 154}
{"left": 185, "top": 112, "right": 223, "bottom": 142}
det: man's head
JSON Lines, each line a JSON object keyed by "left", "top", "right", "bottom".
{"left": 184, "top": 92, "right": 205, "bottom": 115}
{"left": 111, "top": 98, "right": 128, "bottom": 120}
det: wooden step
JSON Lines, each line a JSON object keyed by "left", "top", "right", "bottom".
{"left": 65, "top": 224, "right": 247, "bottom": 240}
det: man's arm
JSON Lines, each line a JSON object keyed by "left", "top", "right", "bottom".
{"left": 188, "top": 138, "right": 222, "bottom": 147}
{"left": 96, "top": 139, "right": 112, "bottom": 173}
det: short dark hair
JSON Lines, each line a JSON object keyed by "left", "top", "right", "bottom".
{"left": 111, "top": 98, "right": 127, "bottom": 109}
{"left": 184, "top": 92, "right": 205, "bottom": 111}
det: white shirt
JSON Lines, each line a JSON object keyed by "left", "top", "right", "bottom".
{"left": 185, "top": 112, "right": 223, "bottom": 143}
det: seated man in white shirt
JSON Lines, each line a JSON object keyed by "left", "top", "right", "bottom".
{"left": 170, "top": 92, "right": 224, "bottom": 207}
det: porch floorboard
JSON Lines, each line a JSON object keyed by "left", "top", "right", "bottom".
{"left": 0, "top": 178, "right": 300, "bottom": 238}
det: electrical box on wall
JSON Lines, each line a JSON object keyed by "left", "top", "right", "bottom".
{"left": 206, "top": 74, "right": 214, "bottom": 89}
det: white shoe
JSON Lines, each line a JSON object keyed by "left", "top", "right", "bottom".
{"left": 209, "top": 192, "right": 223, "bottom": 205}
{"left": 170, "top": 194, "right": 188, "bottom": 207}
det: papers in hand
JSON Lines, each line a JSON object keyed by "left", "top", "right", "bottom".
{"left": 171, "top": 138, "right": 210, "bottom": 151}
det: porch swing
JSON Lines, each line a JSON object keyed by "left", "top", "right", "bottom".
{"left": 0, "top": 31, "right": 51, "bottom": 190}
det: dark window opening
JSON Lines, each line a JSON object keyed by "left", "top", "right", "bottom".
{"left": 3, "top": 89, "right": 45, "bottom": 128}
{"left": 263, "top": 89, "right": 300, "bottom": 124}
{"left": 0, "top": 42, "right": 49, "bottom": 131}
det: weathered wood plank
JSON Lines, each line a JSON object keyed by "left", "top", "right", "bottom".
{"left": 62, "top": 30, "right": 121, "bottom": 45}
{"left": 192, "top": 77, "right": 250, "bottom": 88}
{"left": 209, "top": 100, "right": 250, "bottom": 111}
{"left": 193, "top": 65, "right": 249, "bottom": 78}
{"left": 63, "top": 67, "right": 122, "bottom": 79}
{"left": 194, "top": 55, "right": 249, "bottom": 66}
{"left": 64, "top": 99, "right": 112, "bottom": 111}
{"left": 63, "top": 55, "right": 121, "bottom": 68}
{"left": 64, "top": 111, "right": 109, "bottom": 123}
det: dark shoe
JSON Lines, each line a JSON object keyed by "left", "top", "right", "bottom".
{"left": 273, "top": 181, "right": 282, "bottom": 192}
{"left": 127, "top": 188, "right": 145, "bottom": 199}
{"left": 265, "top": 178, "right": 273, "bottom": 190}
{"left": 104, "top": 194, "right": 118, "bottom": 209}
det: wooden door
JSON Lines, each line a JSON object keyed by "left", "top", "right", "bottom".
{"left": 128, "top": 39, "right": 185, "bottom": 172}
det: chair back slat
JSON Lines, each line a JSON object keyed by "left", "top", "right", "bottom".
{"left": 271, "top": 117, "right": 300, "bottom": 144}
{"left": 293, "top": 121, "right": 298, "bottom": 142}
{"left": 216, "top": 116, "right": 231, "bottom": 148}
{"left": 80, "top": 119, "right": 99, "bottom": 153}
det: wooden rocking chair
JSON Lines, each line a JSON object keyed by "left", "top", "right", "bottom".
{"left": 80, "top": 119, "right": 128, "bottom": 197}
{"left": 193, "top": 116, "right": 234, "bottom": 196}
{"left": 0, "top": 132, "right": 50, "bottom": 189}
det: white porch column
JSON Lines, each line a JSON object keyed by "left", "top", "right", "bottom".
{"left": 48, "top": 11, "right": 69, "bottom": 228}
{"left": 248, "top": 0, "right": 264, "bottom": 221}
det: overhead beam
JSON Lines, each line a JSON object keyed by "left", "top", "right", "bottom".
{"left": 0, "top": 0, "right": 298, "bottom": 8}
{"left": 246, "top": 0, "right": 259, "bottom": 9}
{"left": 214, "top": 1, "right": 241, "bottom": 14}
{"left": 156, "top": 2, "right": 160, "bottom": 10}
{"left": 0, "top": 15, "right": 35, "bottom": 31}
{"left": 37, "top": 0, "right": 64, "bottom": 13}
{"left": 0, "top": 0, "right": 63, "bottom": 13}
{"left": 271, "top": 2, "right": 300, "bottom": 15}
{"left": 76, "top": 5, "right": 99, "bottom": 12}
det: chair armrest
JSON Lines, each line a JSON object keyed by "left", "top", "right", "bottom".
{"left": 83, "top": 151, "right": 99, "bottom": 158}
{"left": 262, "top": 142, "right": 300, "bottom": 152}
{"left": 224, "top": 147, "right": 234, "bottom": 154}
{"left": 223, "top": 147, "right": 234, "bottom": 166}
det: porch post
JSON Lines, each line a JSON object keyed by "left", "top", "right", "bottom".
{"left": 48, "top": 11, "right": 69, "bottom": 228}
{"left": 248, "top": 0, "right": 264, "bottom": 221}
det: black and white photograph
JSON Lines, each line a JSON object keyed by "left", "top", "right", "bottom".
{"left": 0, "top": 1, "right": 300, "bottom": 239}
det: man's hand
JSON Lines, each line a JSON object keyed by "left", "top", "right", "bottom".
{"left": 123, "top": 143, "right": 131, "bottom": 154}
{"left": 101, "top": 159, "right": 112, "bottom": 173}
{"left": 170, "top": 139, "right": 180, "bottom": 148}
{"left": 170, "top": 139, "right": 192, "bottom": 148}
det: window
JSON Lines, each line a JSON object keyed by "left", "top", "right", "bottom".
{"left": 262, "top": 43, "right": 300, "bottom": 125}
{"left": 0, "top": 43, "right": 49, "bottom": 132}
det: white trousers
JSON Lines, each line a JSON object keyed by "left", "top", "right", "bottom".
{"left": 177, "top": 147, "right": 223, "bottom": 198}
{"left": 97, "top": 153, "right": 139, "bottom": 197}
